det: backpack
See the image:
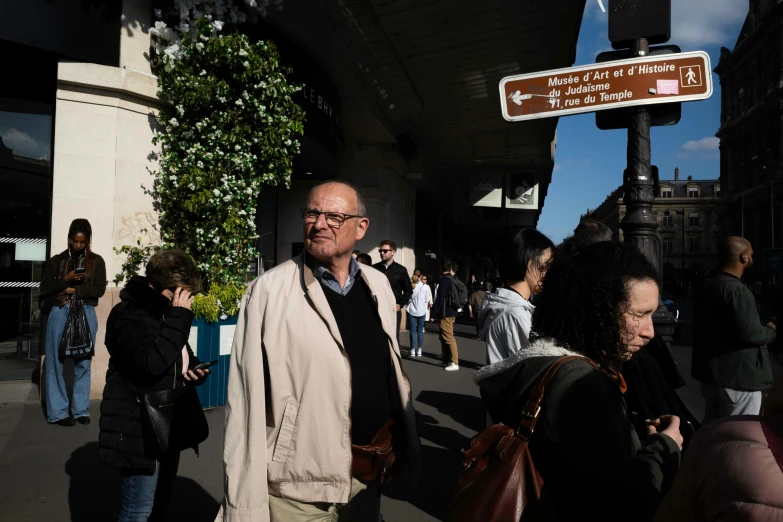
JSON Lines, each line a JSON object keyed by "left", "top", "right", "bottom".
{"left": 449, "top": 356, "right": 594, "bottom": 522}
{"left": 445, "top": 275, "right": 469, "bottom": 308}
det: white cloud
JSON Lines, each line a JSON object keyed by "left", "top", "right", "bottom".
{"left": 2, "top": 128, "right": 37, "bottom": 153}
{"left": 681, "top": 137, "right": 719, "bottom": 152}
{"left": 672, "top": 0, "right": 746, "bottom": 48}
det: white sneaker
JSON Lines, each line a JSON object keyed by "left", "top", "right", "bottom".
{"left": 416, "top": 349, "right": 422, "bottom": 357}
{"left": 444, "top": 363, "right": 460, "bottom": 372}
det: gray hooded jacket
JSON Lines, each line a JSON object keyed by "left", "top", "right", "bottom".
{"left": 478, "top": 288, "right": 535, "bottom": 365}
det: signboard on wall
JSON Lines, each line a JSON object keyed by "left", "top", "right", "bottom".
{"left": 469, "top": 174, "right": 503, "bottom": 208}
{"left": 505, "top": 173, "right": 539, "bottom": 210}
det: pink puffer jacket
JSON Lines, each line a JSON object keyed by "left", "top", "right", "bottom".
{"left": 656, "top": 415, "right": 783, "bottom": 522}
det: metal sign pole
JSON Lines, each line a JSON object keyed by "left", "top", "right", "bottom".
{"left": 620, "top": 39, "right": 662, "bottom": 284}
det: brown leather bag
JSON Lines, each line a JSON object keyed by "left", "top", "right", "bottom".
{"left": 449, "top": 356, "right": 593, "bottom": 522}
{"left": 351, "top": 419, "right": 396, "bottom": 484}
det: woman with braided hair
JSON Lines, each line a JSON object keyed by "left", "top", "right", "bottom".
{"left": 40, "top": 219, "right": 106, "bottom": 426}
{"left": 475, "top": 242, "right": 682, "bottom": 522}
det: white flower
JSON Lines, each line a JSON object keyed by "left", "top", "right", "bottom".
{"left": 235, "top": 99, "right": 244, "bottom": 107}
{"left": 199, "top": 69, "right": 207, "bottom": 76}
{"left": 234, "top": 144, "right": 241, "bottom": 151}
{"left": 213, "top": 189, "right": 221, "bottom": 196}
{"left": 196, "top": 161, "right": 204, "bottom": 168}
{"left": 220, "top": 314, "right": 228, "bottom": 321}
{"left": 168, "top": 118, "right": 179, "bottom": 127}
{"left": 238, "top": 49, "right": 248, "bottom": 57}
{"left": 223, "top": 195, "right": 232, "bottom": 202}
{"left": 213, "top": 20, "right": 224, "bottom": 31}
{"left": 200, "top": 34, "right": 209, "bottom": 42}
{"left": 189, "top": 183, "right": 196, "bottom": 190}
{"left": 195, "top": 42, "right": 205, "bottom": 51}
{"left": 243, "top": 61, "right": 250, "bottom": 68}
{"left": 213, "top": 237, "right": 220, "bottom": 243}
{"left": 176, "top": 105, "right": 184, "bottom": 116}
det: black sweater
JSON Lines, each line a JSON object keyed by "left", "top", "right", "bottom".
{"left": 322, "top": 278, "right": 394, "bottom": 445}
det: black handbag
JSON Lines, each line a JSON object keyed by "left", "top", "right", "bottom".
{"left": 137, "top": 382, "right": 209, "bottom": 460}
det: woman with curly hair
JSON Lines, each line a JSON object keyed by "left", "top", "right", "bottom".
{"left": 474, "top": 242, "right": 682, "bottom": 522}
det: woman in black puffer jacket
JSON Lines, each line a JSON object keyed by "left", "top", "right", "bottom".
{"left": 99, "top": 249, "right": 209, "bottom": 522}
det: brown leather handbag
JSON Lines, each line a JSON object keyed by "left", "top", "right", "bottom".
{"left": 449, "top": 356, "right": 593, "bottom": 522}
{"left": 351, "top": 419, "right": 397, "bottom": 484}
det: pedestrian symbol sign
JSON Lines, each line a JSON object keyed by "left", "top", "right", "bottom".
{"left": 680, "top": 65, "right": 702, "bottom": 88}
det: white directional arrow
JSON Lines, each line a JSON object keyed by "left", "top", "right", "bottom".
{"left": 508, "top": 91, "right": 530, "bottom": 105}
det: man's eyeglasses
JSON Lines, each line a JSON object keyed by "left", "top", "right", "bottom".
{"left": 379, "top": 249, "right": 394, "bottom": 254}
{"left": 301, "top": 208, "right": 364, "bottom": 228}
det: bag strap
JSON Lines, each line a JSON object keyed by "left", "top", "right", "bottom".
{"left": 516, "top": 355, "right": 596, "bottom": 438}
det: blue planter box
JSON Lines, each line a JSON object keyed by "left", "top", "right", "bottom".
{"left": 190, "top": 316, "right": 236, "bottom": 408}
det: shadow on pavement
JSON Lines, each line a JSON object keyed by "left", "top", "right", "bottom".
{"left": 384, "top": 444, "right": 459, "bottom": 522}
{"left": 65, "top": 442, "right": 219, "bottom": 522}
{"left": 416, "top": 391, "right": 487, "bottom": 433}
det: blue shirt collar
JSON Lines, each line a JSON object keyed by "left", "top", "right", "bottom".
{"left": 307, "top": 254, "right": 362, "bottom": 296}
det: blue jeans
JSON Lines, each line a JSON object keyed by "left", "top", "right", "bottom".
{"left": 408, "top": 313, "right": 426, "bottom": 350}
{"left": 45, "top": 303, "right": 98, "bottom": 423}
{"left": 119, "top": 452, "right": 180, "bottom": 522}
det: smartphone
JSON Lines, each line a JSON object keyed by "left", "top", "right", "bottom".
{"left": 75, "top": 267, "right": 86, "bottom": 273}
{"left": 192, "top": 360, "right": 219, "bottom": 371}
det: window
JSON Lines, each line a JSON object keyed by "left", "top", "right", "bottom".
{"left": 662, "top": 212, "right": 673, "bottom": 227}
{"left": 688, "top": 186, "right": 699, "bottom": 198}
{"left": 689, "top": 212, "right": 700, "bottom": 227}
{"left": 715, "top": 185, "right": 721, "bottom": 198}
{"left": 662, "top": 236, "right": 672, "bottom": 254}
{"left": 689, "top": 236, "right": 701, "bottom": 253}
{"left": 661, "top": 187, "right": 672, "bottom": 198}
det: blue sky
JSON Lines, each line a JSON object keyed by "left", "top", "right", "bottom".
{"left": 537, "top": 0, "right": 748, "bottom": 244}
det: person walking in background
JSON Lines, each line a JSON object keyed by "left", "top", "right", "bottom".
{"left": 478, "top": 229, "right": 554, "bottom": 364}
{"left": 356, "top": 253, "right": 372, "bottom": 266}
{"left": 352, "top": 250, "right": 361, "bottom": 260}
{"left": 693, "top": 236, "right": 776, "bottom": 422}
{"left": 422, "top": 274, "right": 433, "bottom": 322}
{"left": 217, "top": 182, "right": 421, "bottom": 522}
{"left": 407, "top": 271, "right": 432, "bottom": 357}
{"left": 373, "top": 240, "right": 413, "bottom": 346}
{"left": 434, "top": 260, "right": 460, "bottom": 371}
{"left": 475, "top": 242, "right": 682, "bottom": 522}
{"left": 40, "top": 218, "right": 106, "bottom": 427}
{"left": 467, "top": 282, "right": 487, "bottom": 320}
{"left": 99, "top": 249, "right": 210, "bottom": 521}
{"left": 655, "top": 376, "right": 783, "bottom": 522}
{"left": 691, "top": 236, "right": 776, "bottom": 423}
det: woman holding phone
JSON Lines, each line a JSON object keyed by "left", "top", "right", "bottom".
{"left": 40, "top": 218, "right": 107, "bottom": 426}
{"left": 98, "top": 249, "right": 211, "bottom": 522}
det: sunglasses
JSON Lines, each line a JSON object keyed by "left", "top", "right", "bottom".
{"left": 379, "top": 249, "right": 394, "bottom": 254}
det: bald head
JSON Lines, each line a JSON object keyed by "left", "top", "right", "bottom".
{"left": 718, "top": 236, "right": 753, "bottom": 271}
{"left": 307, "top": 181, "right": 366, "bottom": 217}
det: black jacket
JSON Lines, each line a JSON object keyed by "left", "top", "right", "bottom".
{"left": 40, "top": 250, "right": 107, "bottom": 308}
{"left": 372, "top": 261, "right": 412, "bottom": 307}
{"left": 692, "top": 271, "right": 776, "bottom": 391}
{"left": 475, "top": 342, "right": 681, "bottom": 522}
{"left": 433, "top": 274, "right": 458, "bottom": 318}
{"left": 623, "top": 335, "right": 700, "bottom": 442}
{"left": 98, "top": 276, "right": 204, "bottom": 472}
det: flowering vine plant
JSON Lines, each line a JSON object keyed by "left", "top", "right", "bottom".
{"left": 114, "top": 13, "right": 304, "bottom": 321}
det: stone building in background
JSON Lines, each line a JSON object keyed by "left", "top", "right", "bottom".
{"left": 716, "top": 0, "right": 783, "bottom": 292}
{"left": 586, "top": 168, "right": 722, "bottom": 295}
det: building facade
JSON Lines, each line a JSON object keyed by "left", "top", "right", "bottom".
{"left": 587, "top": 168, "right": 722, "bottom": 292}
{"left": 0, "top": 0, "right": 585, "bottom": 390}
{"left": 716, "top": 0, "right": 783, "bottom": 290}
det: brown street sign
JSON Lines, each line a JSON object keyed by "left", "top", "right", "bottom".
{"left": 499, "top": 51, "right": 712, "bottom": 122}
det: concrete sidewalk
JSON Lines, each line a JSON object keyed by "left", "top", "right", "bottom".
{"left": 0, "top": 331, "right": 488, "bottom": 522}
